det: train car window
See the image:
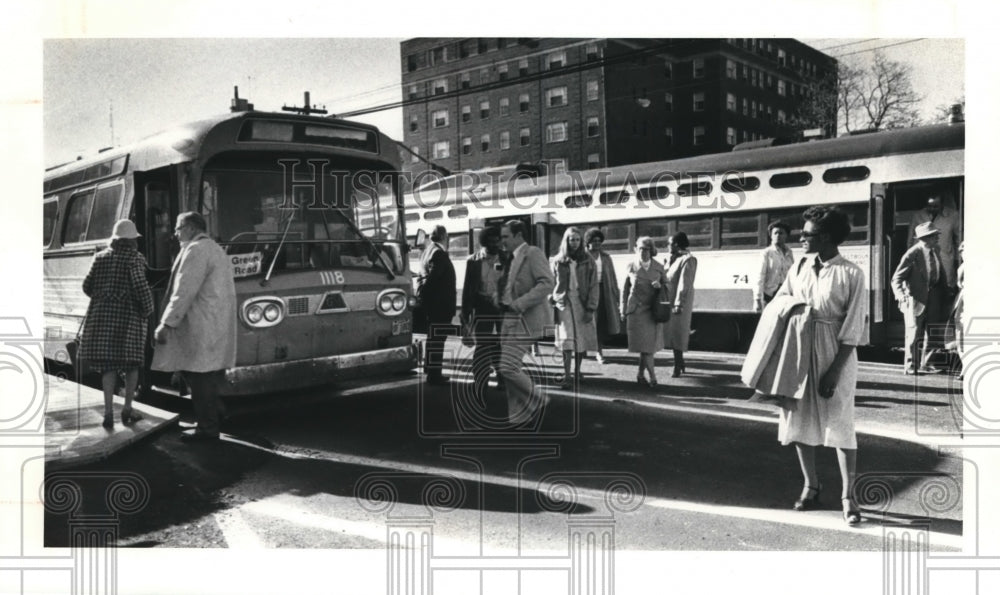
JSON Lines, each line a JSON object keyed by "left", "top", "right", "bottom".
{"left": 720, "top": 213, "right": 760, "bottom": 248}
{"left": 86, "top": 184, "right": 123, "bottom": 241}
{"left": 769, "top": 171, "right": 812, "bottom": 189}
{"left": 764, "top": 208, "right": 804, "bottom": 240}
{"left": 564, "top": 194, "right": 593, "bottom": 208}
{"left": 599, "top": 189, "right": 630, "bottom": 205}
{"left": 636, "top": 185, "right": 671, "bottom": 201}
{"left": 677, "top": 217, "right": 713, "bottom": 248}
{"left": 600, "top": 222, "right": 634, "bottom": 255}
{"left": 677, "top": 181, "right": 713, "bottom": 197}
{"left": 822, "top": 166, "right": 870, "bottom": 184}
{"left": 424, "top": 210, "right": 443, "bottom": 220}
{"left": 841, "top": 203, "right": 870, "bottom": 244}
{"left": 721, "top": 175, "right": 760, "bottom": 193}
{"left": 447, "top": 206, "right": 469, "bottom": 219}
{"left": 62, "top": 189, "right": 95, "bottom": 244}
{"left": 447, "top": 232, "right": 470, "bottom": 258}
{"left": 636, "top": 219, "right": 670, "bottom": 247}
{"left": 43, "top": 199, "right": 58, "bottom": 247}
{"left": 404, "top": 212, "right": 420, "bottom": 223}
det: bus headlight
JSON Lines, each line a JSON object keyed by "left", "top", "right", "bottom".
{"left": 242, "top": 296, "right": 285, "bottom": 328}
{"left": 376, "top": 289, "right": 407, "bottom": 317}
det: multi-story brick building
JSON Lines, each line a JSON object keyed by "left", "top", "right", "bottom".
{"left": 399, "top": 38, "right": 837, "bottom": 174}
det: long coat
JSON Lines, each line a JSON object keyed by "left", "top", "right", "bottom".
{"left": 662, "top": 252, "right": 697, "bottom": 351}
{"left": 621, "top": 260, "right": 666, "bottom": 353}
{"left": 415, "top": 242, "right": 457, "bottom": 323}
{"left": 594, "top": 251, "right": 621, "bottom": 336}
{"left": 500, "top": 243, "right": 554, "bottom": 339}
{"left": 551, "top": 254, "right": 599, "bottom": 314}
{"left": 79, "top": 245, "right": 155, "bottom": 371}
{"left": 152, "top": 233, "right": 237, "bottom": 373}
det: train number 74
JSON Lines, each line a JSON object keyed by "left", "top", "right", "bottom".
{"left": 732, "top": 274, "right": 749, "bottom": 284}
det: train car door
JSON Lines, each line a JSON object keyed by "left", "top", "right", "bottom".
{"left": 870, "top": 183, "right": 890, "bottom": 345}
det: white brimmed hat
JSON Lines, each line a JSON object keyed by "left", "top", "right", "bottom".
{"left": 111, "top": 219, "right": 141, "bottom": 240}
{"left": 913, "top": 222, "right": 940, "bottom": 240}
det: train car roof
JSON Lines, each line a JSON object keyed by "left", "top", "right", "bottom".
{"left": 485, "top": 122, "right": 965, "bottom": 199}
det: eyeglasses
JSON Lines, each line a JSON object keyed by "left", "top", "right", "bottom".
{"left": 799, "top": 231, "right": 823, "bottom": 239}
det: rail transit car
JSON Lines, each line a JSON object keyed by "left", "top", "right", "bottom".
{"left": 44, "top": 100, "right": 418, "bottom": 396}
{"left": 404, "top": 120, "right": 964, "bottom": 351}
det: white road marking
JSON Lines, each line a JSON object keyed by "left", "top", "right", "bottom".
{"left": 213, "top": 508, "right": 266, "bottom": 549}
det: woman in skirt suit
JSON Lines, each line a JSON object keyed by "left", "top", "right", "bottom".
{"left": 662, "top": 232, "right": 698, "bottom": 377}
{"left": 79, "top": 220, "right": 155, "bottom": 429}
{"left": 620, "top": 236, "right": 666, "bottom": 386}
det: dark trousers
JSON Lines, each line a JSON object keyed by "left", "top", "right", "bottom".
{"left": 182, "top": 370, "right": 226, "bottom": 437}
{"left": 471, "top": 312, "right": 503, "bottom": 389}
{"left": 425, "top": 317, "right": 452, "bottom": 379}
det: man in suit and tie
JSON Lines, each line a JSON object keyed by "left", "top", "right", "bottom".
{"left": 496, "top": 220, "right": 555, "bottom": 425}
{"left": 892, "top": 222, "right": 946, "bottom": 375}
{"left": 415, "top": 225, "right": 457, "bottom": 385}
{"left": 909, "top": 195, "right": 961, "bottom": 296}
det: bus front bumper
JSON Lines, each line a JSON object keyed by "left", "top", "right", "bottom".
{"left": 221, "top": 343, "right": 418, "bottom": 396}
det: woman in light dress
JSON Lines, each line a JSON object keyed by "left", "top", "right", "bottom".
{"left": 774, "top": 206, "right": 868, "bottom": 526}
{"left": 620, "top": 236, "right": 666, "bottom": 387}
{"left": 662, "top": 232, "right": 698, "bottom": 378}
{"left": 550, "top": 227, "right": 599, "bottom": 388}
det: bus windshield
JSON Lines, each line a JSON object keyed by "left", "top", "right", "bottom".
{"left": 201, "top": 167, "right": 405, "bottom": 275}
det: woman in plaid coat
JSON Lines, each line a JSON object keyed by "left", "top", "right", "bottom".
{"left": 79, "top": 220, "right": 155, "bottom": 429}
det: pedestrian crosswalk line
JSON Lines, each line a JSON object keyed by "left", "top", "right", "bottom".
{"left": 213, "top": 508, "right": 266, "bottom": 549}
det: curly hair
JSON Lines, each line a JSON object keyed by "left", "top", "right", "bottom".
{"left": 802, "top": 205, "right": 852, "bottom": 245}
{"left": 767, "top": 220, "right": 791, "bottom": 235}
{"left": 670, "top": 232, "right": 690, "bottom": 250}
{"left": 584, "top": 227, "right": 605, "bottom": 245}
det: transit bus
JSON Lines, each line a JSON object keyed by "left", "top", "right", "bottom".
{"left": 404, "top": 120, "right": 964, "bottom": 352}
{"left": 44, "top": 106, "right": 418, "bottom": 395}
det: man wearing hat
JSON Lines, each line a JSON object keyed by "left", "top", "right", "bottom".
{"left": 892, "top": 222, "right": 947, "bottom": 374}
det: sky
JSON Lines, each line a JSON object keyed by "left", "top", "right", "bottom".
{"left": 42, "top": 37, "right": 965, "bottom": 168}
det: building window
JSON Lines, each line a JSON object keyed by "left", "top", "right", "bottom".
{"left": 777, "top": 79, "right": 786, "bottom": 96}
{"left": 460, "top": 72, "right": 470, "bottom": 89}
{"left": 408, "top": 84, "right": 419, "bottom": 100}
{"left": 410, "top": 146, "right": 420, "bottom": 163}
{"left": 726, "top": 127, "right": 736, "bottom": 146}
{"left": 546, "top": 86, "right": 568, "bottom": 107}
{"left": 587, "top": 116, "right": 600, "bottom": 137}
{"left": 432, "top": 109, "right": 449, "bottom": 128}
{"left": 546, "top": 121, "right": 568, "bottom": 143}
{"left": 693, "top": 92, "right": 705, "bottom": 112}
{"left": 766, "top": 74, "right": 773, "bottom": 89}
{"left": 778, "top": 109, "right": 786, "bottom": 123}
{"left": 518, "top": 58, "right": 529, "bottom": 77}
{"left": 497, "top": 38, "right": 508, "bottom": 50}
{"left": 693, "top": 58, "right": 705, "bottom": 78}
{"left": 500, "top": 130, "right": 510, "bottom": 150}
{"left": 433, "top": 141, "right": 450, "bottom": 159}
{"left": 664, "top": 92, "right": 673, "bottom": 112}
{"left": 726, "top": 93, "right": 737, "bottom": 112}
{"left": 741, "top": 64, "right": 749, "bottom": 81}
{"left": 519, "top": 93, "right": 530, "bottom": 112}
{"left": 461, "top": 105, "right": 471, "bottom": 123}
{"left": 409, "top": 115, "right": 418, "bottom": 132}
{"left": 462, "top": 137, "right": 472, "bottom": 155}
{"left": 547, "top": 51, "right": 566, "bottom": 70}
{"left": 479, "top": 67, "right": 489, "bottom": 84}
{"left": 726, "top": 59, "right": 737, "bottom": 79}
{"left": 664, "top": 62, "right": 673, "bottom": 79}
{"left": 498, "top": 63, "right": 509, "bottom": 81}
{"left": 664, "top": 127, "right": 673, "bottom": 145}
{"left": 460, "top": 39, "right": 476, "bottom": 59}
{"left": 586, "top": 43, "right": 600, "bottom": 62}
{"left": 751, "top": 100, "right": 758, "bottom": 118}
{"left": 480, "top": 100, "right": 490, "bottom": 119}
{"left": 433, "top": 78, "right": 448, "bottom": 95}
{"left": 742, "top": 98, "right": 749, "bottom": 116}
{"left": 430, "top": 46, "right": 445, "bottom": 65}
{"left": 587, "top": 80, "right": 599, "bottom": 101}
{"left": 767, "top": 105, "right": 773, "bottom": 121}
{"left": 499, "top": 97, "right": 510, "bottom": 117}
{"left": 693, "top": 126, "right": 706, "bottom": 146}
{"left": 478, "top": 39, "right": 489, "bottom": 54}
{"left": 520, "top": 127, "right": 531, "bottom": 146}
{"left": 551, "top": 159, "right": 567, "bottom": 174}
{"left": 407, "top": 54, "right": 420, "bottom": 72}
{"left": 587, "top": 153, "right": 600, "bottom": 168}
{"left": 481, "top": 134, "right": 490, "bottom": 152}
{"left": 751, "top": 70, "right": 758, "bottom": 88}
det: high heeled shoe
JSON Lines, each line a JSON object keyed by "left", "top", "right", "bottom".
{"left": 648, "top": 377, "right": 658, "bottom": 388}
{"left": 121, "top": 407, "right": 144, "bottom": 426}
{"left": 636, "top": 375, "right": 648, "bottom": 386}
{"left": 793, "top": 484, "right": 822, "bottom": 511}
{"left": 842, "top": 497, "right": 861, "bottom": 526}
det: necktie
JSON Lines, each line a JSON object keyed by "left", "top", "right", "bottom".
{"left": 497, "top": 255, "right": 511, "bottom": 306}
{"left": 928, "top": 248, "right": 939, "bottom": 286}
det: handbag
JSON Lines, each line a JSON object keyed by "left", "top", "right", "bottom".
{"left": 652, "top": 285, "right": 672, "bottom": 323}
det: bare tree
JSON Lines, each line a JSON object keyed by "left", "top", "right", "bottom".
{"left": 841, "top": 50, "right": 922, "bottom": 133}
